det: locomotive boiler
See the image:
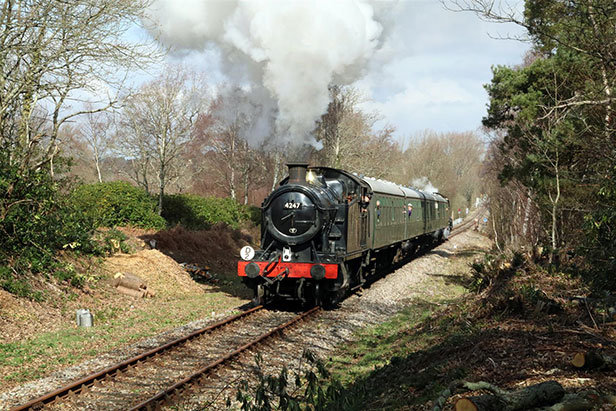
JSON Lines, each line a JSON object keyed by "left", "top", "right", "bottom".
{"left": 238, "top": 163, "right": 450, "bottom": 306}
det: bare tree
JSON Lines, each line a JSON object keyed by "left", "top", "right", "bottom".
{"left": 0, "top": 0, "right": 158, "bottom": 178}
{"left": 117, "top": 111, "right": 153, "bottom": 193}
{"left": 317, "top": 86, "right": 374, "bottom": 168}
{"left": 399, "top": 130, "right": 484, "bottom": 212}
{"left": 315, "top": 85, "right": 397, "bottom": 178}
{"left": 238, "top": 141, "right": 267, "bottom": 205}
{"left": 77, "top": 110, "right": 116, "bottom": 182}
{"left": 207, "top": 121, "right": 242, "bottom": 200}
{"left": 119, "top": 67, "right": 208, "bottom": 213}
{"left": 270, "top": 149, "right": 284, "bottom": 191}
{"left": 206, "top": 121, "right": 267, "bottom": 204}
{"left": 482, "top": 131, "right": 542, "bottom": 250}
{"left": 204, "top": 88, "right": 273, "bottom": 204}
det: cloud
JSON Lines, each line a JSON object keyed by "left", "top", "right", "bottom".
{"left": 355, "top": 1, "right": 529, "bottom": 138}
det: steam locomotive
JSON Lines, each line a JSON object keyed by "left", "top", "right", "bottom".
{"left": 238, "top": 163, "right": 451, "bottom": 306}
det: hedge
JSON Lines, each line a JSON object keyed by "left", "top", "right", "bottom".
{"left": 70, "top": 181, "right": 166, "bottom": 229}
{"left": 162, "top": 194, "right": 256, "bottom": 230}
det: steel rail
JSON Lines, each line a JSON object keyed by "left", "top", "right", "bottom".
{"left": 129, "top": 305, "right": 321, "bottom": 411}
{"left": 449, "top": 209, "right": 486, "bottom": 238}
{"left": 11, "top": 305, "right": 264, "bottom": 411}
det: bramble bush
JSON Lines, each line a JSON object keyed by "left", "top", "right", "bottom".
{"left": 70, "top": 181, "right": 166, "bottom": 229}
{"left": 162, "top": 194, "right": 253, "bottom": 230}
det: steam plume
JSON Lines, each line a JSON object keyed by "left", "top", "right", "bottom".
{"left": 146, "top": 0, "right": 388, "bottom": 146}
{"left": 411, "top": 177, "right": 439, "bottom": 195}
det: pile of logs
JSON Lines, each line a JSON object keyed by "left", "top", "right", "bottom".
{"left": 112, "top": 272, "right": 154, "bottom": 298}
{"left": 435, "top": 378, "right": 616, "bottom": 411}
{"left": 452, "top": 381, "right": 564, "bottom": 411}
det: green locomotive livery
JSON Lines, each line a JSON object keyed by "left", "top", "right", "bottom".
{"left": 238, "top": 164, "right": 451, "bottom": 306}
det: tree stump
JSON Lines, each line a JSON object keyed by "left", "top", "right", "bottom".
{"left": 455, "top": 395, "right": 504, "bottom": 411}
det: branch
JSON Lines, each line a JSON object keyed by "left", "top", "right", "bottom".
{"left": 540, "top": 96, "right": 616, "bottom": 114}
{"left": 0, "top": 199, "right": 34, "bottom": 221}
{"left": 57, "top": 100, "right": 118, "bottom": 128}
{"left": 443, "top": 0, "right": 602, "bottom": 57}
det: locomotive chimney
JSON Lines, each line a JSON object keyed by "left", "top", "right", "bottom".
{"left": 287, "top": 162, "right": 309, "bottom": 183}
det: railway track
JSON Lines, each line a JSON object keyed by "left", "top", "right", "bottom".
{"left": 448, "top": 208, "right": 486, "bottom": 239}
{"left": 129, "top": 306, "right": 319, "bottom": 411}
{"left": 10, "top": 210, "right": 484, "bottom": 411}
{"left": 11, "top": 306, "right": 320, "bottom": 411}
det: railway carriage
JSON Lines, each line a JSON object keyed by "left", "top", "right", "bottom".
{"left": 238, "top": 163, "right": 451, "bottom": 306}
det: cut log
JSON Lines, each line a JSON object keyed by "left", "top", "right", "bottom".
{"left": 507, "top": 381, "right": 565, "bottom": 410}
{"left": 571, "top": 350, "right": 615, "bottom": 369}
{"left": 454, "top": 381, "right": 565, "bottom": 411}
{"left": 455, "top": 395, "right": 504, "bottom": 411}
{"left": 116, "top": 285, "right": 145, "bottom": 298}
{"left": 112, "top": 272, "right": 146, "bottom": 290}
{"left": 549, "top": 398, "right": 595, "bottom": 411}
{"left": 549, "top": 391, "right": 616, "bottom": 411}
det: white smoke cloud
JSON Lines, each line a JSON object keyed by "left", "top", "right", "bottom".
{"left": 411, "top": 177, "right": 439, "bottom": 195}
{"left": 212, "top": 84, "right": 277, "bottom": 146}
{"left": 146, "top": 0, "right": 388, "bottom": 147}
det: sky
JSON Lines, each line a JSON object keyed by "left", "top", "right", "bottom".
{"left": 139, "top": 0, "right": 529, "bottom": 145}
{"left": 355, "top": 1, "right": 529, "bottom": 142}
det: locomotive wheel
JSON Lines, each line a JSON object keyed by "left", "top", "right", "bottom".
{"left": 252, "top": 284, "right": 265, "bottom": 306}
{"left": 314, "top": 283, "right": 322, "bottom": 307}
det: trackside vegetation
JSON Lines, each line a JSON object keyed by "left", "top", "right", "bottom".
{"left": 474, "top": 0, "right": 616, "bottom": 289}
{"left": 162, "top": 194, "right": 259, "bottom": 230}
{"left": 70, "top": 181, "right": 166, "bottom": 230}
{"left": 0, "top": 155, "right": 99, "bottom": 298}
{"left": 0, "top": 175, "right": 256, "bottom": 299}
{"left": 233, "top": 249, "right": 615, "bottom": 410}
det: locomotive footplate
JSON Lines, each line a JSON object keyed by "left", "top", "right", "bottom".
{"left": 238, "top": 260, "right": 338, "bottom": 280}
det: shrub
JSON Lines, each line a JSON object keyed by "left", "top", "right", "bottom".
{"left": 0, "top": 266, "right": 43, "bottom": 301}
{"left": 580, "top": 168, "right": 616, "bottom": 290}
{"left": 1, "top": 159, "right": 95, "bottom": 259}
{"left": 162, "top": 194, "right": 251, "bottom": 230}
{"left": 70, "top": 181, "right": 165, "bottom": 229}
{"left": 233, "top": 350, "right": 359, "bottom": 410}
{"left": 246, "top": 205, "right": 262, "bottom": 226}
{"left": 0, "top": 154, "right": 100, "bottom": 297}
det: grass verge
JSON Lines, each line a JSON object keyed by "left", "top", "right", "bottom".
{"left": 0, "top": 293, "right": 243, "bottom": 386}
